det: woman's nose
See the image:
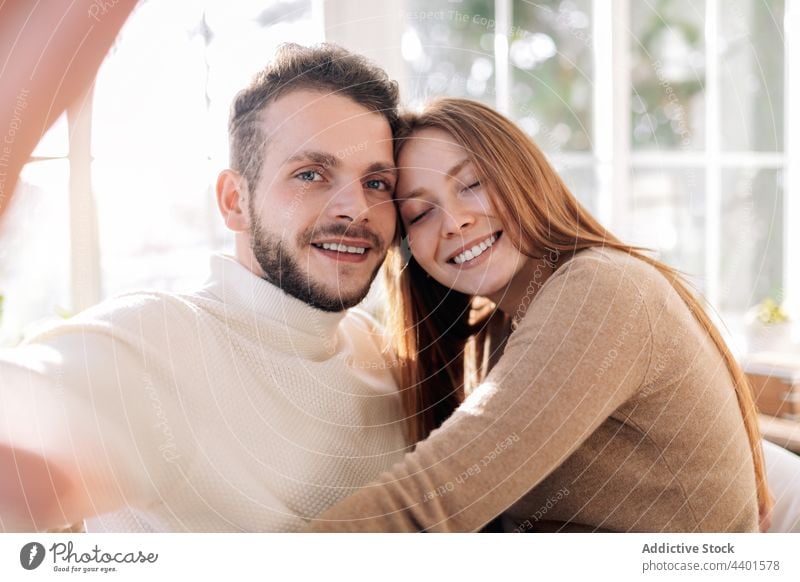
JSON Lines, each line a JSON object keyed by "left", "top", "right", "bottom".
{"left": 441, "top": 207, "right": 475, "bottom": 238}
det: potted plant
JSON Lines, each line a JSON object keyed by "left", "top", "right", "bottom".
{"left": 745, "top": 296, "right": 794, "bottom": 353}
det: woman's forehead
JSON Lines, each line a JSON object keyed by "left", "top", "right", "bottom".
{"left": 397, "top": 128, "right": 473, "bottom": 178}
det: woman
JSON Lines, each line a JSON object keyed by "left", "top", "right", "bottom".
{"left": 310, "top": 98, "right": 769, "bottom": 532}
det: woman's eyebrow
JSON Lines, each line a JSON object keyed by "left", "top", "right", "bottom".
{"left": 397, "top": 159, "right": 472, "bottom": 199}
{"left": 445, "top": 158, "right": 472, "bottom": 179}
{"left": 395, "top": 187, "right": 432, "bottom": 201}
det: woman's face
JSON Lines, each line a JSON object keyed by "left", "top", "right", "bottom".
{"left": 395, "top": 128, "right": 530, "bottom": 299}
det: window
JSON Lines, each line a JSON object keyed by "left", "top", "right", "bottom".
{"left": 0, "top": 0, "right": 323, "bottom": 343}
{"left": 399, "top": 0, "right": 797, "bottom": 348}
{"left": 91, "top": 0, "right": 319, "bottom": 298}
{"left": 2, "top": 0, "right": 796, "bottom": 351}
{"left": 0, "top": 116, "right": 71, "bottom": 345}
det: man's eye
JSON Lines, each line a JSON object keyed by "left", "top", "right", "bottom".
{"left": 297, "top": 170, "right": 323, "bottom": 182}
{"left": 365, "top": 179, "right": 391, "bottom": 191}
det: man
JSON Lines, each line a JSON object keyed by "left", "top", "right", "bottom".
{"left": 0, "top": 43, "right": 408, "bottom": 532}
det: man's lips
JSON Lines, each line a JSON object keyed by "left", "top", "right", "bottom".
{"left": 310, "top": 237, "right": 373, "bottom": 250}
{"left": 311, "top": 240, "right": 372, "bottom": 263}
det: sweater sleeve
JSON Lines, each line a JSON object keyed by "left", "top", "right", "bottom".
{"left": 309, "top": 255, "right": 653, "bottom": 532}
{"left": 0, "top": 325, "right": 164, "bottom": 531}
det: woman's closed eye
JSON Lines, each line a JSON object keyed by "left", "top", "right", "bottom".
{"left": 408, "top": 208, "right": 432, "bottom": 225}
{"left": 461, "top": 180, "right": 481, "bottom": 193}
{"left": 400, "top": 201, "right": 435, "bottom": 225}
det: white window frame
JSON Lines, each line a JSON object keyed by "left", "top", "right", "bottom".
{"left": 62, "top": 0, "right": 796, "bottom": 323}
{"left": 330, "top": 0, "right": 796, "bottom": 322}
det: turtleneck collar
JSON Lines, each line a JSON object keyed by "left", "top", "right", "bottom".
{"left": 202, "top": 253, "right": 348, "bottom": 350}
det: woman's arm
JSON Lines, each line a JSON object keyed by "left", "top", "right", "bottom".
{"left": 309, "top": 254, "right": 653, "bottom": 532}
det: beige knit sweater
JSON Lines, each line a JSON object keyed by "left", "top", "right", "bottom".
{"left": 309, "top": 247, "right": 759, "bottom": 532}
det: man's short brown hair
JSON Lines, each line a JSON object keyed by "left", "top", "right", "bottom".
{"left": 228, "top": 43, "right": 400, "bottom": 191}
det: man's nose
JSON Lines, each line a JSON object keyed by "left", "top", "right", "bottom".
{"left": 328, "top": 179, "right": 370, "bottom": 223}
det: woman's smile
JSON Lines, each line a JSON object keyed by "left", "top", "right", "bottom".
{"left": 396, "top": 128, "right": 529, "bottom": 298}
{"left": 445, "top": 231, "right": 502, "bottom": 266}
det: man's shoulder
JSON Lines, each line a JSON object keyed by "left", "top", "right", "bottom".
{"left": 25, "top": 289, "right": 210, "bottom": 345}
{"left": 80, "top": 290, "right": 206, "bottom": 329}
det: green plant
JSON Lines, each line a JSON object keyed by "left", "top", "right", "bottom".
{"left": 755, "top": 297, "right": 790, "bottom": 325}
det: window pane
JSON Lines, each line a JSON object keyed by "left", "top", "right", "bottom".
{"left": 404, "top": 0, "right": 496, "bottom": 106}
{"left": 557, "top": 164, "right": 597, "bottom": 216}
{"left": 30, "top": 113, "right": 69, "bottom": 159}
{"left": 628, "top": 168, "right": 706, "bottom": 285}
{"left": 511, "top": 0, "right": 593, "bottom": 152}
{"left": 720, "top": 0, "right": 784, "bottom": 152}
{"left": 719, "top": 169, "right": 783, "bottom": 313}
{"left": 631, "top": 0, "right": 706, "bottom": 150}
{"left": 91, "top": 0, "right": 318, "bottom": 297}
{"left": 0, "top": 161, "right": 71, "bottom": 344}
{"left": 204, "top": 0, "right": 317, "bottom": 168}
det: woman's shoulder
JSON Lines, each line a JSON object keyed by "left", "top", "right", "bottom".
{"left": 509, "top": 246, "right": 655, "bottom": 336}
{"left": 553, "top": 247, "right": 669, "bottom": 291}
{"left": 513, "top": 245, "right": 675, "bottom": 336}
{"left": 554, "top": 246, "right": 670, "bottom": 296}
{"left": 563, "top": 245, "right": 653, "bottom": 272}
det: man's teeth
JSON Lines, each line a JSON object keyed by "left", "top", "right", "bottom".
{"left": 316, "top": 242, "right": 366, "bottom": 255}
{"left": 452, "top": 234, "right": 498, "bottom": 265}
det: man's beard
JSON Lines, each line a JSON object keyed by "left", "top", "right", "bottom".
{"left": 249, "top": 215, "right": 384, "bottom": 313}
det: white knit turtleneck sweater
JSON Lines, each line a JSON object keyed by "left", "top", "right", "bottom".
{"left": 0, "top": 254, "right": 409, "bottom": 532}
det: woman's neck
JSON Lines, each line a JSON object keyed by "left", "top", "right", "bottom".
{"left": 487, "top": 248, "right": 566, "bottom": 321}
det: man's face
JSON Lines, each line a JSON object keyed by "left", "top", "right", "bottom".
{"left": 246, "top": 89, "right": 397, "bottom": 312}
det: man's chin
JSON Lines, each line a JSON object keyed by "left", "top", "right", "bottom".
{"left": 308, "top": 284, "right": 372, "bottom": 312}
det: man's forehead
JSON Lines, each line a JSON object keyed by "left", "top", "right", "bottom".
{"left": 261, "top": 89, "right": 393, "bottom": 160}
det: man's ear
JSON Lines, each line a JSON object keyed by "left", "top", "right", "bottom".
{"left": 216, "top": 169, "right": 249, "bottom": 232}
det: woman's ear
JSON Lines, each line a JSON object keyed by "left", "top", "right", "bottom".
{"left": 216, "top": 169, "right": 249, "bottom": 232}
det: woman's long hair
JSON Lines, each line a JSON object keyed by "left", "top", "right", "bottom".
{"left": 385, "top": 97, "right": 770, "bottom": 515}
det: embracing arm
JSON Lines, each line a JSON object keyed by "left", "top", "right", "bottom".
{"left": 309, "top": 255, "right": 653, "bottom": 532}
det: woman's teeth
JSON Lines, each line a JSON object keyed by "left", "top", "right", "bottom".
{"left": 452, "top": 233, "right": 498, "bottom": 265}
{"left": 315, "top": 243, "right": 366, "bottom": 255}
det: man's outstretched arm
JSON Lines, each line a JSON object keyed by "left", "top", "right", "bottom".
{"left": 0, "top": 0, "right": 136, "bottom": 220}
{"left": 0, "top": 335, "right": 163, "bottom": 532}
{"left": 0, "top": 349, "right": 111, "bottom": 532}
{"left": 0, "top": 445, "right": 81, "bottom": 532}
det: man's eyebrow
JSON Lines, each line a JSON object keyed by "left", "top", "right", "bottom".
{"left": 364, "top": 162, "right": 397, "bottom": 178}
{"left": 284, "top": 150, "right": 339, "bottom": 168}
